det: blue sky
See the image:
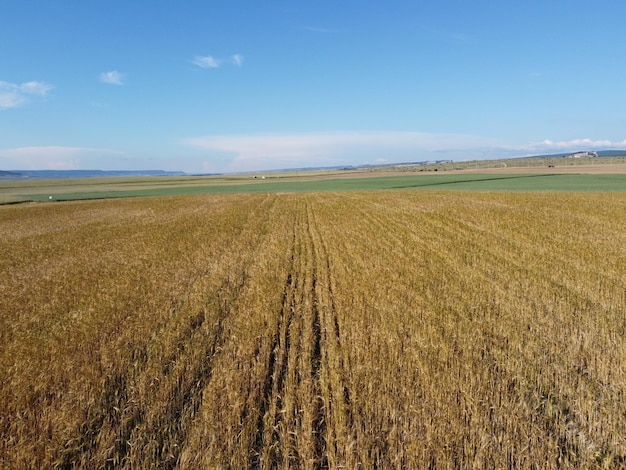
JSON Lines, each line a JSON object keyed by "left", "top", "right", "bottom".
{"left": 2, "top": 1, "right": 626, "bottom": 173}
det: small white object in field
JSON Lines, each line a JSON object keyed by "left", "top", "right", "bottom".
{"left": 49, "top": 196, "right": 53, "bottom": 200}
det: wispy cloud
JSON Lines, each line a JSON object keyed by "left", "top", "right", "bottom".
{"left": 516, "top": 138, "right": 626, "bottom": 153}
{"left": 0, "top": 146, "right": 125, "bottom": 170}
{"left": 193, "top": 55, "right": 220, "bottom": 69}
{"left": 193, "top": 54, "right": 244, "bottom": 69}
{"left": 99, "top": 71, "right": 125, "bottom": 85}
{"left": 181, "top": 131, "right": 498, "bottom": 172}
{"left": 181, "top": 131, "right": 626, "bottom": 172}
{"left": 0, "top": 80, "right": 54, "bottom": 109}
{"left": 231, "top": 54, "right": 244, "bottom": 66}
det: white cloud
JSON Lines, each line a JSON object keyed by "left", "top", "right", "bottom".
{"left": 181, "top": 131, "right": 626, "bottom": 172}
{"left": 0, "top": 80, "right": 54, "bottom": 109}
{"left": 231, "top": 54, "right": 244, "bottom": 66}
{"left": 19, "top": 81, "right": 53, "bottom": 95}
{"left": 99, "top": 71, "right": 125, "bottom": 85}
{"left": 181, "top": 131, "right": 499, "bottom": 172}
{"left": 193, "top": 56, "right": 220, "bottom": 68}
{"left": 193, "top": 54, "right": 244, "bottom": 69}
{"left": 512, "top": 138, "right": 626, "bottom": 154}
{"left": 0, "top": 146, "right": 125, "bottom": 170}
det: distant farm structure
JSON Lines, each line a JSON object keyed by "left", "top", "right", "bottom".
{"left": 566, "top": 151, "right": 598, "bottom": 158}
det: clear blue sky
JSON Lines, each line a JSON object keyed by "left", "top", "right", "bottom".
{"left": 2, "top": 0, "right": 625, "bottom": 173}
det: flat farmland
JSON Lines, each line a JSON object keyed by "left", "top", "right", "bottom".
{"left": 2, "top": 161, "right": 626, "bottom": 204}
{"left": 1, "top": 191, "right": 625, "bottom": 468}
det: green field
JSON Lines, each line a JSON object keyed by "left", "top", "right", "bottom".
{"left": 2, "top": 172, "right": 626, "bottom": 204}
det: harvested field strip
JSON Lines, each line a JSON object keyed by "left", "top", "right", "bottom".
{"left": 1, "top": 191, "right": 625, "bottom": 468}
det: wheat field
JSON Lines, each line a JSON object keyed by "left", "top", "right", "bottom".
{"left": 1, "top": 191, "right": 625, "bottom": 468}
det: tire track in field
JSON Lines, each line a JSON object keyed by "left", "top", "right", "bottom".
{"left": 123, "top": 204, "right": 271, "bottom": 467}
{"left": 254, "top": 198, "right": 323, "bottom": 468}
{"left": 61, "top": 196, "right": 278, "bottom": 468}
{"left": 306, "top": 198, "right": 357, "bottom": 467}
{"left": 251, "top": 227, "right": 297, "bottom": 467}
{"left": 318, "top": 193, "right": 486, "bottom": 466}
{"left": 148, "top": 195, "right": 281, "bottom": 467}
{"left": 252, "top": 198, "right": 337, "bottom": 468}
{"left": 305, "top": 201, "right": 327, "bottom": 468}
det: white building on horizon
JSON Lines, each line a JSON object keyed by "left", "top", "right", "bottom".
{"left": 566, "top": 151, "right": 598, "bottom": 158}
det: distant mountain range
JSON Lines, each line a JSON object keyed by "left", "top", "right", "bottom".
{"left": 0, "top": 169, "right": 186, "bottom": 179}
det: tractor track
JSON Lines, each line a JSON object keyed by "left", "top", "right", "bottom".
{"left": 59, "top": 196, "right": 277, "bottom": 469}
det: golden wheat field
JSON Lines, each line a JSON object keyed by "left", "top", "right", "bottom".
{"left": 1, "top": 191, "right": 625, "bottom": 468}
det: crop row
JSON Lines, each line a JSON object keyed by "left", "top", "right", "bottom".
{"left": 1, "top": 191, "right": 624, "bottom": 468}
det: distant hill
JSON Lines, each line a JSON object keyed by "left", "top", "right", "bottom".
{"left": 2, "top": 150, "right": 625, "bottom": 179}
{"left": 0, "top": 170, "right": 21, "bottom": 178}
{"left": 0, "top": 170, "right": 186, "bottom": 179}
{"left": 596, "top": 150, "right": 626, "bottom": 157}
